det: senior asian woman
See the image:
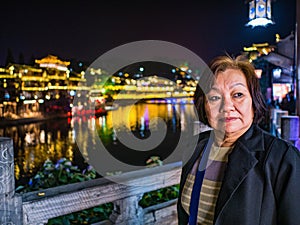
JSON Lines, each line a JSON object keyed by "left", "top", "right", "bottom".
{"left": 177, "top": 55, "right": 300, "bottom": 225}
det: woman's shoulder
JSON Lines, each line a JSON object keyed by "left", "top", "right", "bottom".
{"left": 260, "top": 126, "right": 294, "bottom": 144}
{"left": 256, "top": 125, "right": 300, "bottom": 156}
{"left": 247, "top": 125, "right": 300, "bottom": 173}
{"left": 243, "top": 124, "right": 299, "bottom": 153}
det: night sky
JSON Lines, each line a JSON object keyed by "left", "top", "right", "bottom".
{"left": 0, "top": 0, "right": 296, "bottom": 67}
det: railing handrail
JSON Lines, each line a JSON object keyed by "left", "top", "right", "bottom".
{"left": 21, "top": 161, "right": 182, "bottom": 224}
{"left": 22, "top": 161, "right": 182, "bottom": 202}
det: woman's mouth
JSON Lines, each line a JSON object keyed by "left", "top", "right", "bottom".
{"left": 220, "top": 117, "right": 238, "bottom": 122}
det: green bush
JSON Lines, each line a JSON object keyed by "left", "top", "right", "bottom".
{"left": 139, "top": 184, "right": 179, "bottom": 208}
{"left": 16, "top": 158, "right": 97, "bottom": 193}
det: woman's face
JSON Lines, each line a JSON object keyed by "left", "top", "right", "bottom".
{"left": 205, "top": 68, "right": 254, "bottom": 135}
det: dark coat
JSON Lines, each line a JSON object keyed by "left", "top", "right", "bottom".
{"left": 177, "top": 124, "right": 300, "bottom": 225}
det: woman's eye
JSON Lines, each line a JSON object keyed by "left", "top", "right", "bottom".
{"left": 208, "top": 96, "right": 221, "bottom": 101}
{"left": 233, "top": 92, "right": 244, "bottom": 98}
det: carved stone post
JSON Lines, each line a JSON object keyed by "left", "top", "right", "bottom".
{"left": 0, "top": 137, "right": 22, "bottom": 225}
{"left": 109, "top": 194, "right": 144, "bottom": 225}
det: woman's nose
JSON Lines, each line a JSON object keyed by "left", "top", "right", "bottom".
{"left": 220, "top": 97, "right": 234, "bottom": 112}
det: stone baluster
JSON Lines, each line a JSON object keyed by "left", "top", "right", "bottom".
{"left": 0, "top": 137, "right": 22, "bottom": 225}
{"left": 109, "top": 194, "right": 144, "bottom": 225}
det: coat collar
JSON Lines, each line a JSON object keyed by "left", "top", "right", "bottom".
{"left": 214, "top": 124, "right": 265, "bottom": 222}
{"left": 236, "top": 123, "right": 265, "bottom": 152}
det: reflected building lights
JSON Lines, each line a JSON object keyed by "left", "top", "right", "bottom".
{"left": 180, "top": 105, "right": 187, "bottom": 131}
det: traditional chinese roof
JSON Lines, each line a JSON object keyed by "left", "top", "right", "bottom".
{"left": 35, "top": 55, "right": 70, "bottom": 66}
{"left": 35, "top": 55, "right": 70, "bottom": 71}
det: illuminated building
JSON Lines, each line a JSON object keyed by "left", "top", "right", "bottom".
{"left": 0, "top": 55, "right": 87, "bottom": 119}
{"left": 0, "top": 56, "right": 198, "bottom": 119}
{"left": 242, "top": 33, "right": 295, "bottom": 107}
{"left": 243, "top": 42, "right": 275, "bottom": 62}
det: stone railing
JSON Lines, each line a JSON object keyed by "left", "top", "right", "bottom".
{"left": 0, "top": 137, "right": 181, "bottom": 225}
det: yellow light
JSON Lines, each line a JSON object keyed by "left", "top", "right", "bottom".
{"left": 261, "top": 48, "right": 269, "bottom": 55}
{"left": 276, "top": 34, "right": 280, "bottom": 42}
{"left": 24, "top": 100, "right": 36, "bottom": 104}
{"left": 180, "top": 65, "right": 188, "bottom": 72}
{"left": 244, "top": 46, "right": 257, "bottom": 51}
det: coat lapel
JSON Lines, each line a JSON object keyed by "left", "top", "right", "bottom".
{"left": 214, "top": 124, "right": 264, "bottom": 221}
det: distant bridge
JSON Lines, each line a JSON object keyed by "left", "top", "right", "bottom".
{"left": 112, "top": 91, "right": 193, "bottom": 101}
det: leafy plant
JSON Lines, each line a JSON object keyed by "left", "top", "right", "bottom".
{"left": 16, "top": 158, "right": 97, "bottom": 193}
{"left": 139, "top": 184, "right": 179, "bottom": 208}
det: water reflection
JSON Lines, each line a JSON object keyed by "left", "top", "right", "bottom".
{"left": 0, "top": 100, "right": 199, "bottom": 187}
{"left": 72, "top": 100, "right": 199, "bottom": 172}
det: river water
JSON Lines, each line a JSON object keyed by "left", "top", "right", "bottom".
{"left": 0, "top": 99, "right": 204, "bottom": 187}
